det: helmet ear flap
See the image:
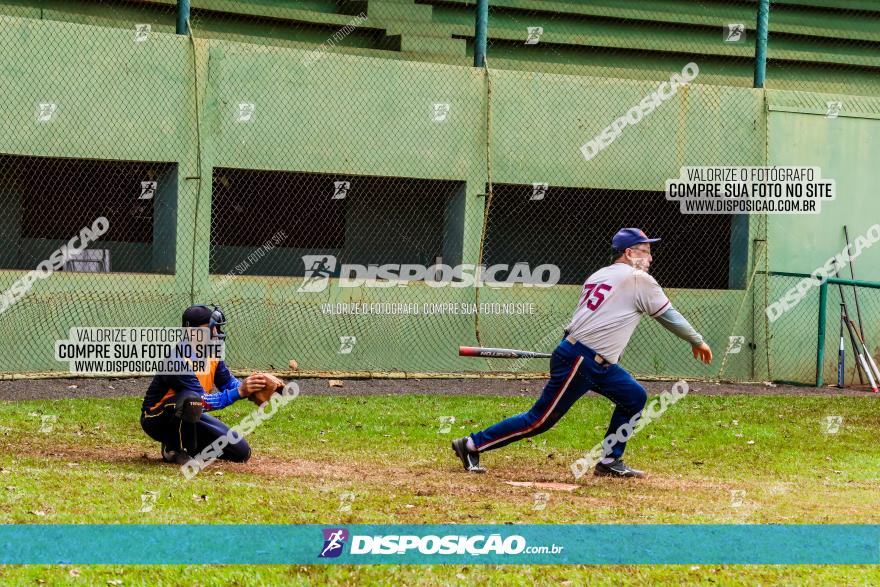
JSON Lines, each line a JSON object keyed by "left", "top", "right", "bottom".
{"left": 209, "top": 305, "right": 227, "bottom": 340}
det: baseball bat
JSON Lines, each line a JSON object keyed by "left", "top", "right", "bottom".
{"left": 842, "top": 225, "right": 880, "bottom": 383}
{"left": 837, "top": 305, "right": 846, "bottom": 388}
{"left": 855, "top": 322, "right": 880, "bottom": 386}
{"left": 865, "top": 341, "right": 880, "bottom": 386}
{"left": 843, "top": 316, "right": 878, "bottom": 392}
{"left": 843, "top": 226, "right": 867, "bottom": 340}
{"left": 848, "top": 317, "right": 880, "bottom": 392}
{"left": 459, "top": 346, "right": 551, "bottom": 359}
{"left": 833, "top": 260, "right": 865, "bottom": 384}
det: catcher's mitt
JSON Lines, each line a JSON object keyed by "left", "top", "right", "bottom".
{"left": 244, "top": 373, "right": 286, "bottom": 405}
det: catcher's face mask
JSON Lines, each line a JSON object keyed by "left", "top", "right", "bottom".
{"left": 182, "top": 304, "right": 227, "bottom": 340}
{"left": 208, "top": 305, "right": 227, "bottom": 340}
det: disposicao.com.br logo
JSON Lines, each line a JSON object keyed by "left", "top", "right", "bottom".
{"left": 317, "top": 527, "right": 563, "bottom": 558}
{"left": 298, "top": 255, "right": 560, "bottom": 293}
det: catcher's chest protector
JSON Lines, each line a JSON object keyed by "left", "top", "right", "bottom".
{"left": 195, "top": 359, "right": 219, "bottom": 392}
{"left": 164, "top": 358, "right": 219, "bottom": 397}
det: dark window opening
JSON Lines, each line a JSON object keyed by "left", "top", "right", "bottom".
{"left": 482, "top": 184, "right": 735, "bottom": 289}
{"left": 210, "top": 169, "right": 465, "bottom": 277}
{"left": 0, "top": 154, "right": 176, "bottom": 274}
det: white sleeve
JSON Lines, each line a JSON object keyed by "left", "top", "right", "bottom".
{"left": 654, "top": 307, "right": 704, "bottom": 345}
{"left": 634, "top": 272, "right": 671, "bottom": 317}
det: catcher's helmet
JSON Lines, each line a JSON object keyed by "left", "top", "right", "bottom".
{"left": 182, "top": 304, "right": 227, "bottom": 339}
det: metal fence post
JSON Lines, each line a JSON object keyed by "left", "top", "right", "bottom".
{"left": 177, "top": 0, "right": 190, "bottom": 35}
{"left": 753, "top": 0, "right": 770, "bottom": 87}
{"left": 474, "top": 0, "right": 488, "bottom": 67}
{"left": 816, "top": 280, "right": 828, "bottom": 387}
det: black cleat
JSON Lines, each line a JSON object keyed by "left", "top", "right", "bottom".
{"left": 451, "top": 437, "right": 486, "bottom": 473}
{"left": 161, "top": 443, "right": 193, "bottom": 466}
{"left": 594, "top": 459, "right": 645, "bottom": 478}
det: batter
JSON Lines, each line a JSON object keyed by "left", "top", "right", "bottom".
{"left": 452, "top": 228, "right": 713, "bottom": 478}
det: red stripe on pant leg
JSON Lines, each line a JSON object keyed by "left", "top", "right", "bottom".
{"left": 477, "top": 355, "right": 583, "bottom": 450}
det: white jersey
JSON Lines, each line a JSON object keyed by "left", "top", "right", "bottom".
{"left": 564, "top": 263, "right": 671, "bottom": 363}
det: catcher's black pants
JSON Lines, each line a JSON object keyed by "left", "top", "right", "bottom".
{"left": 140, "top": 403, "right": 251, "bottom": 463}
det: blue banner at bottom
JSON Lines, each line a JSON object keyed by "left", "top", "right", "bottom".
{"left": 1, "top": 525, "right": 877, "bottom": 565}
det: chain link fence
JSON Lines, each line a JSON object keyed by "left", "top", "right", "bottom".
{"left": 0, "top": 1, "right": 877, "bottom": 384}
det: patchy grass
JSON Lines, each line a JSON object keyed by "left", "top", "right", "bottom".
{"left": 1, "top": 391, "right": 879, "bottom": 584}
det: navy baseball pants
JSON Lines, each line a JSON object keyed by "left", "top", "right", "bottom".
{"left": 470, "top": 337, "right": 647, "bottom": 459}
{"left": 140, "top": 401, "right": 251, "bottom": 463}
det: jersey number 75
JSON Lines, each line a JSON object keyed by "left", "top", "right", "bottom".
{"left": 578, "top": 283, "right": 612, "bottom": 311}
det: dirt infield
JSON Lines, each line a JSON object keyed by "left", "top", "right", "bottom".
{"left": 0, "top": 375, "right": 871, "bottom": 401}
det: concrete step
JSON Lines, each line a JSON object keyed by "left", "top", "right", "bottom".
{"left": 383, "top": 20, "right": 460, "bottom": 39}
{"left": 381, "top": 34, "right": 467, "bottom": 56}
{"left": 339, "top": 0, "right": 433, "bottom": 22}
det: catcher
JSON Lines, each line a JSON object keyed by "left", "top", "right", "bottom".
{"left": 139, "top": 304, "right": 286, "bottom": 466}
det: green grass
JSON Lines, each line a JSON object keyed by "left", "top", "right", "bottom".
{"left": 1, "top": 391, "right": 879, "bottom": 584}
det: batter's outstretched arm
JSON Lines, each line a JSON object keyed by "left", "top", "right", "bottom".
{"left": 654, "top": 307, "right": 713, "bottom": 364}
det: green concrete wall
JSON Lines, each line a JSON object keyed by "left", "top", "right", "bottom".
{"left": 0, "top": 13, "right": 874, "bottom": 384}
{"left": 2, "top": 0, "right": 878, "bottom": 95}
{"left": 766, "top": 90, "right": 880, "bottom": 383}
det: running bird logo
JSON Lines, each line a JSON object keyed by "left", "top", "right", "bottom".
{"left": 319, "top": 528, "right": 349, "bottom": 558}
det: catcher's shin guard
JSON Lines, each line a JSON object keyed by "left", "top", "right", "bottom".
{"left": 174, "top": 391, "right": 203, "bottom": 455}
